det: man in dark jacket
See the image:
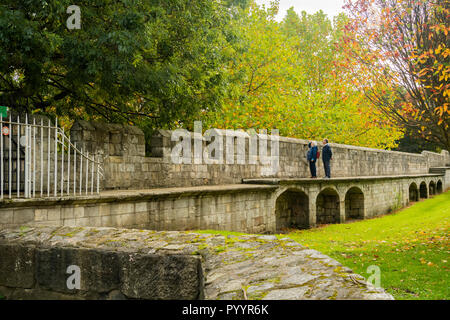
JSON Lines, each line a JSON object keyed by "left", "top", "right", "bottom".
{"left": 307, "top": 141, "right": 318, "bottom": 178}
{"left": 322, "top": 139, "right": 332, "bottom": 178}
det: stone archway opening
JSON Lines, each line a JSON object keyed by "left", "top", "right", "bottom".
{"left": 419, "top": 182, "right": 428, "bottom": 199}
{"left": 316, "top": 188, "right": 340, "bottom": 224}
{"left": 275, "top": 190, "right": 309, "bottom": 231}
{"left": 345, "top": 187, "right": 364, "bottom": 220}
{"left": 429, "top": 181, "right": 436, "bottom": 196}
{"left": 409, "top": 183, "right": 419, "bottom": 202}
{"left": 437, "top": 180, "right": 443, "bottom": 194}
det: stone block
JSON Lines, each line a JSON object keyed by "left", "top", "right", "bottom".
{"left": 47, "top": 208, "right": 61, "bottom": 221}
{"left": 34, "top": 209, "right": 48, "bottom": 222}
{"left": 101, "top": 215, "right": 113, "bottom": 227}
{"left": 135, "top": 212, "right": 149, "bottom": 225}
{"left": 0, "top": 210, "right": 14, "bottom": 224}
{"left": 99, "top": 204, "right": 111, "bottom": 216}
{"left": 0, "top": 244, "right": 35, "bottom": 288}
{"left": 74, "top": 207, "right": 85, "bottom": 219}
{"left": 13, "top": 208, "right": 34, "bottom": 224}
{"left": 120, "top": 214, "right": 136, "bottom": 227}
{"left": 74, "top": 217, "right": 90, "bottom": 227}
{"left": 85, "top": 205, "right": 99, "bottom": 217}
{"left": 88, "top": 216, "right": 102, "bottom": 227}
{"left": 36, "top": 247, "right": 120, "bottom": 294}
{"left": 111, "top": 203, "right": 134, "bottom": 216}
{"left": 61, "top": 207, "right": 74, "bottom": 220}
{"left": 135, "top": 202, "right": 148, "bottom": 213}
{"left": 119, "top": 253, "right": 202, "bottom": 300}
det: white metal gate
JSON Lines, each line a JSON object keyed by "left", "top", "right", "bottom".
{"left": 0, "top": 114, "right": 103, "bottom": 199}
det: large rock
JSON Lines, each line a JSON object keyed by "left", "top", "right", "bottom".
{"left": 0, "top": 226, "right": 394, "bottom": 300}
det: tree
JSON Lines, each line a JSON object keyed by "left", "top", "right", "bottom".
{"left": 0, "top": 0, "right": 248, "bottom": 129}
{"left": 341, "top": 0, "right": 450, "bottom": 151}
{"left": 203, "top": 2, "right": 403, "bottom": 149}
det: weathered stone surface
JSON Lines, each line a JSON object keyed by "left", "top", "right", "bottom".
{"left": 0, "top": 244, "right": 35, "bottom": 288}
{"left": 201, "top": 234, "right": 394, "bottom": 301}
{"left": 119, "top": 253, "right": 202, "bottom": 300}
{"left": 35, "top": 247, "right": 120, "bottom": 293}
{"left": 0, "top": 226, "right": 205, "bottom": 300}
{"left": 0, "top": 226, "right": 394, "bottom": 300}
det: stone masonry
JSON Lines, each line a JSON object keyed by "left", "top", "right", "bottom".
{"left": 70, "top": 121, "right": 450, "bottom": 190}
{"left": 0, "top": 174, "right": 445, "bottom": 233}
{"left": 0, "top": 226, "right": 393, "bottom": 300}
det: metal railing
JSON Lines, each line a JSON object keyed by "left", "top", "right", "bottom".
{"left": 0, "top": 114, "right": 103, "bottom": 199}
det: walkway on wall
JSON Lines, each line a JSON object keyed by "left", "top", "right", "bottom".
{"left": 242, "top": 174, "right": 444, "bottom": 185}
{"left": 0, "top": 171, "right": 446, "bottom": 233}
{"left": 1, "top": 173, "right": 443, "bottom": 207}
{"left": 0, "top": 184, "right": 277, "bottom": 209}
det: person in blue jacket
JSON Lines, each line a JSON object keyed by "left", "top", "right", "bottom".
{"left": 307, "top": 141, "right": 318, "bottom": 178}
{"left": 322, "top": 138, "right": 332, "bottom": 178}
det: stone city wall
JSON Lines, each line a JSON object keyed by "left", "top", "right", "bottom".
{"left": 0, "top": 185, "right": 277, "bottom": 233}
{"left": 70, "top": 120, "right": 450, "bottom": 190}
{"left": 0, "top": 175, "right": 445, "bottom": 232}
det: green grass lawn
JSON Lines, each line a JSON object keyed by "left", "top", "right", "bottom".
{"left": 197, "top": 191, "right": 450, "bottom": 300}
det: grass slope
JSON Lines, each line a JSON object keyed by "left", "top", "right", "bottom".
{"left": 286, "top": 191, "right": 449, "bottom": 300}
{"left": 196, "top": 191, "right": 450, "bottom": 300}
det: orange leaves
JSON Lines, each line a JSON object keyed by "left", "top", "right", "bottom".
{"left": 430, "top": 24, "right": 450, "bottom": 36}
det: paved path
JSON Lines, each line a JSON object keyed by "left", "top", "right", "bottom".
{"left": 243, "top": 173, "right": 442, "bottom": 185}
{"left": 0, "top": 184, "right": 276, "bottom": 207}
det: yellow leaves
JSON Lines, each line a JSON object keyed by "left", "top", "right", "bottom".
{"left": 443, "top": 48, "right": 450, "bottom": 58}
{"left": 435, "top": 103, "right": 449, "bottom": 121}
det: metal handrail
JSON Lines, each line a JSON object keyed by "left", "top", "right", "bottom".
{"left": 0, "top": 114, "right": 103, "bottom": 199}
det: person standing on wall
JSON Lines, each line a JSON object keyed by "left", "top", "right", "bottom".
{"left": 307, "top": 141, "right": 318, "bottom": 178}
{"left": 322, "top": 139, "right": 332, "bottom": 178}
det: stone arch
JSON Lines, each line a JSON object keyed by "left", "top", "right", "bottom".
{"left": 275, "top": 189, "right": 309, "bottom": 231}
{"left": 345, "top": 187, "right": 364, "bottom": 220}
{"left": 419, "top": 181, "right": 428, "bottom": 199}
{"left": 429, "top": 181, "right": 436, "bottom": 196}
{"left": 409, "top": 183, "right": 419, "bottom": 202}
{"left": 437, "top": 180, "right": 443, "bottom": 194}
{"left": 316, "top": 188, "right": 340, "bottom": 224}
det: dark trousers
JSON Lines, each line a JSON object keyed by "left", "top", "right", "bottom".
{"left": 323, "top": 160, "right": 331, "bottom": 178}
{"left": 309, "top": 160, "right": 317, "bottom": 177}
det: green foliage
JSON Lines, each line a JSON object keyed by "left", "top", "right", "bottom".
{"left": 0, "top": 0, "right": 408, "bottom": 149}
{"left": 202, "top": 2, "right": 403, "bottom": 148}
{"left": 0, "top": 0, "right": 248, "bottom": 129}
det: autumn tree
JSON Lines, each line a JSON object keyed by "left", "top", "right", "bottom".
{"left": 203, "top": 1, "right": 403, "bottom": 148}
{"left": 342, "top": 0, "right": 450, "bottom": 151}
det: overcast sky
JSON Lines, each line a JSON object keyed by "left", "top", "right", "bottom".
{"left": 254, "top": 0, "right": 347, "bottom": 21}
